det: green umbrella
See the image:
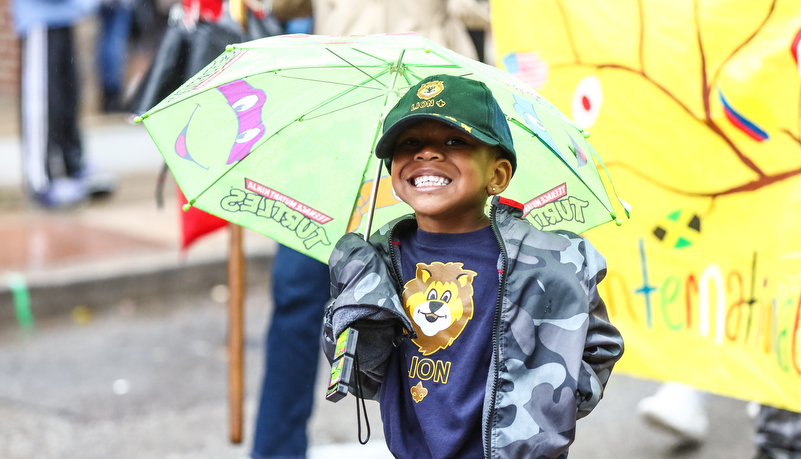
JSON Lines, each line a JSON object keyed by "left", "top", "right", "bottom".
{"left": 138, "top": 32, "right": 628, "bottom": 263}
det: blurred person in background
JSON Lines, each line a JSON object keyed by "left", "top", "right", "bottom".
{"left": 462, "top": 0, "right": 490, "bottom": 63}
{"left": 269, "top": 0, "right": 313, "bottom": 35}
{"left": 637, "top": 382, "right": 801, "bottom": 458}
{"left": 248, "top": 6, "right": 321, "bottom": 459}
{"left": 96, "top": 0, "right": 136, "bottom": 112}
{"left": 11, "top": 0, "right": 116, "bottom": 209}
{"left": 312, "top": 0, "right": 489, "bottom": 62}
{"left": 754, "top": 406, "right": 801, "bottom": 459}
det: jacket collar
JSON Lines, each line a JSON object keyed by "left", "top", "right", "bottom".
{"left": 491, "top": 195, "right": 525, "bottom": 220}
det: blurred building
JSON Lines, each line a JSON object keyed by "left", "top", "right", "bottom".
{"left": 0, "top": 0, "right": 20, "bottom": 96}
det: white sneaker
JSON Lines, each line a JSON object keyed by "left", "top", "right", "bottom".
{"left": 637, "top": 382, "right": 709, "bottom": 443}
{"left": 34, "top": 177, "right": 88, "bottom": 209}
{"left": 74, "top": 166, "right": 117, "bottom": 198}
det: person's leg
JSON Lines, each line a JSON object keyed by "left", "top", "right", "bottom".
{"left": 637, "top": 381, "right": 708, "bottom": 443}
{"left": 20, "top": 25, "right": 87, "bottom": 208}
{"left": 98, "top": 4, "right": 133, "bottom": 111}
{"left": 251, "top": 245, "right": 330, "bottom": 459}
{"left": 754, "top": 405, "right": 801, "bottom": 458}
{"left": 48, "top": 26, "right": 83, "bottom": 178}
{"left": 19, "top": 25, "right": 51, "bottom": 198}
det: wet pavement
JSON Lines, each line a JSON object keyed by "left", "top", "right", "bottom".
{"left": 0, "top": 116, "right": 760, "bottom": 458}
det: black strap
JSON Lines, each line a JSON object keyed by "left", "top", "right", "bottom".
{"left": 353, "top": 348, "right": 371, "bottom": 445}
{"left": 155, "top": 162, "right": 169, "bottom": 209}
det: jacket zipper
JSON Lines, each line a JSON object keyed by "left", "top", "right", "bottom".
{"left": 386, "top": 217, "right": 416, "bottom": 343}
{"left": 484, "top": 203, "right": 508, "bottom": 458}
{"left": 387, "top": 221, "right": 405, "bottom": 287}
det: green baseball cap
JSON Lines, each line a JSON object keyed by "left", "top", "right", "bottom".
{"left": 375, "top": 74, "right": 517, "bottom": 174}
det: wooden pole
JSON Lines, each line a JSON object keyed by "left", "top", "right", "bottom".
{"left": 226, "top": 0, "right": 248, "bottom": 445}
{"left": 227, "top": 223, "right": 245, "bottom": 443}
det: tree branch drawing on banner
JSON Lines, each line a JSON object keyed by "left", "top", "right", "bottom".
{"left": 550, "top": 0, "right": 801, "bottom": 206}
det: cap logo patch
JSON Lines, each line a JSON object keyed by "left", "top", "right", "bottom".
{"left": 417, "top": 81, "right": 444, "bottom": 100}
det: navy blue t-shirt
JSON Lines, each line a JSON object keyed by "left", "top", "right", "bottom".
{"left": 380, "top": 225, "right": 500, "bottom": 459}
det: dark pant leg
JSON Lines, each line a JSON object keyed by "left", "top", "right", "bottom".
{"left": 97, "top": 4, "right": 133, "bottom": 95}
{"left": 47, "top": 27, "right": 83, "bottom": 177}
{"left": 251, "top": 245, "right": 330, "bottom": 459}
{"left": 756, "top": 406, "right": 801, "bottom": 456}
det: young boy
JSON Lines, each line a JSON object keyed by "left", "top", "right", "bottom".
{"left": 323, "top": 74, "right": 624, "bottom": 459}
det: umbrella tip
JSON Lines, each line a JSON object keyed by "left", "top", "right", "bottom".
{"left": 615, "top": 218, "right": 623, "bottom": 226}
{"left": 182, "top": 203, "right": 192, "bottom": 212}
{"left": 133, "top": 116, "right": 143, "bottom": 124}
{"left": 582, "top": 130, "right": 591, "bottom": 138}
{"left": 424, "top": 46, "right": 431, "bottom": 53}
{"left": 226, "top": 44, "right": 235, "bottom": 52}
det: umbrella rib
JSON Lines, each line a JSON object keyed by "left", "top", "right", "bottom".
{"left": 301, "top": 94, "right": 387, "bottom": 121}
{"left": 142, "top": 64, "right": 388, "bottom": 117}
{"left": 585, "top": 143, "right": 629, "bottom": 218}
{"left": 404, "top": 63, "right": 464, "bottom": 69}
{"left": 325, "top": 47, "right": 389, "bottom": 89}
{"left": 358, "top": 47, "right": 410, "bottom": 239}
{"left": 298, "top": 68, "right": 392, "bottom": 119}
{"left": 274, "top": 74, "right": 386, "bottom": 91}
{"left": 349, "top": 47, "right": 395, "bottom": 65}
{"left": 404, "top": 67, "right": 472, "bottom": 82}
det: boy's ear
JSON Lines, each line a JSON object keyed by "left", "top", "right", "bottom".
{"left": 487, "top": 158, "right": 513, "bottom": 195}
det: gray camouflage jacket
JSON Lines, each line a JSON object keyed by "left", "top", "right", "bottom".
{"left": 324, "top": 196, "right": 624, "bottom": 459}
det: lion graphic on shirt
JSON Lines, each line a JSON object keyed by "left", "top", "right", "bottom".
{"left": 403, "top": 262, "right": 477, "bottom": 356}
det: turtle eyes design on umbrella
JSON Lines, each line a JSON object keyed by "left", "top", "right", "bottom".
{"left": 236, "top": 128, "right": 262, "bottom": 144}
{"left": 217, "top": 80, "right": 267, "bottom": 164}
{"left": 232, "top": 94, "right": 260, "bottom": 112}
{"left": 571, "top": 75, "right": 603, "bottom": 129}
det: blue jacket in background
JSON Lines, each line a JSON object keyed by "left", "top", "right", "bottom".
{"left": 11, "top": 0, "right": 99, "bottom": 36}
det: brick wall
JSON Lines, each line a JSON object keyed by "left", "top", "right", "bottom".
{"left": 0, "top": 0, "right": 20, "bottom": 96}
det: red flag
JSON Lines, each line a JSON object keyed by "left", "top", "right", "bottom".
{"left": 177, "top": 185, "right": 228, "bottom": 249}
{"left": 181, "top": 0, "right": 224, "bottom": 22}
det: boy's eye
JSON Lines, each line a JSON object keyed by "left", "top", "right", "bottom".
{"left": 445, "top": 137, "right": 469, "bottom": 147}
{"left": 397, "top": 137, "right": 420, "bottom": 148}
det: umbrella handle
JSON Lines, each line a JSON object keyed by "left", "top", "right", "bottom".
{"left": 362, "top": 159, "right": 383, "bottom": 242}
{"left": 227, "top": 223, "right": 245, "bottom": 443}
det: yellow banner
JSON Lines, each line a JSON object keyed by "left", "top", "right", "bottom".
{"left": 492, "top": 0, "right": 801, "bottom": 411}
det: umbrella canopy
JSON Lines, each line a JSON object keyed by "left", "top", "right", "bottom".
{"left": 138, "top": 32, "right": 627, "bottom": 263}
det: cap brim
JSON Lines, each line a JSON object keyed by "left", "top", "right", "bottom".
{"left": 374, "top": 114, "right": 502, "bottom": 159}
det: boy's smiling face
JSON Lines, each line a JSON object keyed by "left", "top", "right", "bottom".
{"left": 390, "top": 119, "right": 512, "bottom": 234}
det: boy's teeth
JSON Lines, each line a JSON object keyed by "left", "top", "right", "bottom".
{"left": 414, "top": 175, "right": 451, "bottom": 187}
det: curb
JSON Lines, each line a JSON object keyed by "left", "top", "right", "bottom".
{"left": 1, "top": 253, "right": 274, "bottom": 326}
